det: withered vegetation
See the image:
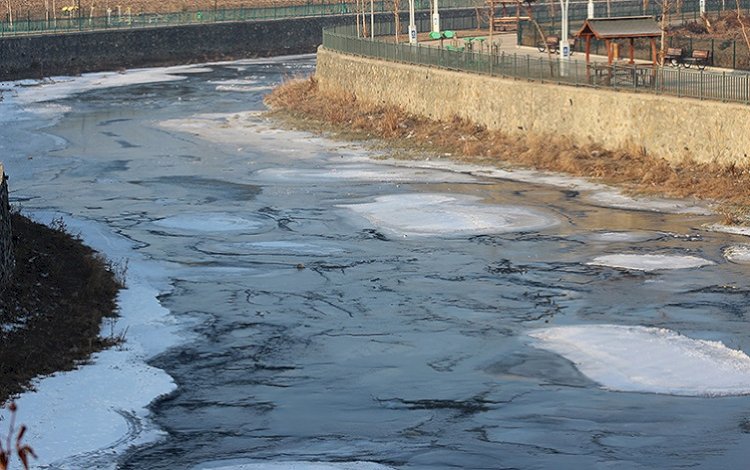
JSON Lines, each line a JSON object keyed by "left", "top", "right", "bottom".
{"left": 0, "top": 214, "right": 122, "bottom": 403}
{"left": 265, "top": 76, "right": 750, "bottom": 223}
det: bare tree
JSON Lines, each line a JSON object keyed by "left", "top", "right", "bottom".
{"left": 391, "top": 0, "right": 401, "bottom": 43}
{"left": 5, "top": 0, "right": 12, "bottom": 29}
{"left": 656, "top": 0, "right": 683, "bottom": 63}
{"left": 736, "top": 0, "right": 750, "bottom": 53}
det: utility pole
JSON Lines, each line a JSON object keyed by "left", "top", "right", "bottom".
{"left": 409, "top": 0, "right": 417, "bottom": 43}
{"left": 432, "top": 0, "right": 440, "bottom": 32}
{"left": 559, "top": 0, "right": 571, "bottom": 76}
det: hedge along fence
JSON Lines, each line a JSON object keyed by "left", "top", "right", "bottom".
{"left": 0, "top": 164, "right": 13, "bottom": 294}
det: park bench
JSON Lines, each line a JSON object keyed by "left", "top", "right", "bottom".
{"left": 664, "top": 47, "right": 683, "bottom": 67}
{"left": 538, "top": 35, "right": 560, "bottom": 53}
{"left": 537, "top": 36, "right": 576, "bottom": 55}
{"left": 683, "top": 49, "right": 711, "bottom": 70}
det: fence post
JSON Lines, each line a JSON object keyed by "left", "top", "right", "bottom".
{"left": 722, "top": 71, "right": 727, "bottom": 102}
{"left": 526, "top": 55, "right": 530, "bottom": 80}
{"left": 677, "top": 66, "right": 681, "bottom": 97}
{"left": 699, "top": 69, "right": 703, "bottom": 100}
{"left": 613, "top": 62, "right": 617, "bottom": 90}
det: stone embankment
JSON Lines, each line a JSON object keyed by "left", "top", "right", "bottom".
{"left": 0, "top": 164, "right": 13, "bottom": 293}
{"left": 316, "top": 47, "right": 750, "bottom": 166}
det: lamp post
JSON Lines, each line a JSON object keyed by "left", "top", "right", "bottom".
{"left": 409, "top": 0, "right": 417, "bottom": 44}
{"left": 432, "top": 0, "right": 440, "bottom": 33}
{"left": 371, "top": 0, "right": 374, "bottom": 40}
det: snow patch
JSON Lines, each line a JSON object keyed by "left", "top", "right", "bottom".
{"left": 529, "top": 325, "right": 750, "bottom": 396}
{"left": 587, "top": 253, "right": 714, "bottom": 271}
{"left": 2, "top": 212, "right": 181, "bottom": 469}
{"left": 339, "top": 193, "right": 559, "bottom": 237}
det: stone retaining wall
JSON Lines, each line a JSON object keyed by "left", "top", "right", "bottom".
{"left": 316, "top": 48, "right": 750, "bottom": 166}
{"left": 0, "top": 164, "right": 13, "bottom": 294}
{"left": 0, "top": 9, "right": 474, "bottom": 80}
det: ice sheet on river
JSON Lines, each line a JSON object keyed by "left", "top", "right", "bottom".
{"left": 529, "top": 325, "right": 750, "bottom": 396}
{"left": 367, "top": 157, "right": 711, "bottom": 215}
{"left": 339, "top": 193, "right": 559, "bottom": 237}
{"left": 152, "top": 212, "right": 274, "bottom": 234}
{"left": 587, "top": 253, "right": 714, "bottom": 271}
{"left": 197, "top": 461, "right": 396, "bottom": 470}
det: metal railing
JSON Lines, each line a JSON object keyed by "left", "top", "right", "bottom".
{"left": 0, "top": 0, "right": 483, "bottom": 37}
{"left": 322, "top": 21, "right": 750, "bottom": 105}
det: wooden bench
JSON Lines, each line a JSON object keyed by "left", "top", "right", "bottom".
{"left": 538, "top": 35, "right": 560, "bottom": 53}
{"left": 664, "top": 47, "right": 683, "bottom": 66}
{"left": 683, "top": 49, "right": 711, "bottom": 70}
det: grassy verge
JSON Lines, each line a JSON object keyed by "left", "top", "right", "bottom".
{"left": 265, "top": 77, "right": 750, "bottom": 223}
{"left": 0, "top": 213, "right": 122, "bottom": 403}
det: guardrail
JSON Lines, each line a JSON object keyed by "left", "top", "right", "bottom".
{"left": 0, "top": 0, "right": 483, "bottom": 37}
{"left": 322, "top": 20, "right": 750, "bottom": 105}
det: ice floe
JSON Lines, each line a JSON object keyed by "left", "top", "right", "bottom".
{"left": 584, "top": 231, "right": 663, "bottom": 243}
{"left": 529, "top": 325, "right": 750, "bottom": 396}
{"left": 366, "top": 157, "right": 712, "bottom": 215}
{"left": 339, "top": 193, "right": 559, "bottom": 237}
{"left": 254, "top": 165, "right": 476, "bottom": 184}
{"left": 587, "top": 253, "right": 714, "bottom": 271}
{"left": 705, "top": 223, "right": 750, "bottom": 237}
{"left": 197, "top": 240, "right": 345, "bottom": 256}
{"left": 8, "top": 66, "right": 192, "bottom": 105}
{"left": 152, "top": 213, "right": 273, "bottom": 233}
{"left": 196, "top": 462, "right": 395, "bottom": 470}
{"left": 723, "top": 245, "right": 750, "bottom": 264}
{"left": 585, "top": 192, "right": 711, "bottom": 215}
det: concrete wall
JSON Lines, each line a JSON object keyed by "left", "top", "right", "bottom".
{"left": 316, "top": 48, "right": 750, "bottom": 166}
{"left": 0, "top": 164, "right": 13, "bottom": 293}
{"left": 0, "top": 16, "right": 350, "bottom": 80}
{"left": 0, "top": 9, "right": 475, "bottom": 80}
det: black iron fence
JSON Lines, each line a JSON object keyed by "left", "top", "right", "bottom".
{"left": 323, "top": 20, "right": 750, "bottom": 104}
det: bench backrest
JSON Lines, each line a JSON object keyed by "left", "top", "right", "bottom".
{"left": 666, "top": 47, "right": 683, "bottom": 56}
{"left": 692, "top": 49, "right": 711, "bottom": 59}
{"left": 546, "top": 35, "right": 559, "bottom": 43}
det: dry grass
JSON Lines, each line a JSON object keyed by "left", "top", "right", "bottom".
{"left": 0, "top": 213, "right": 122, "bottom": 403}
{"left": 265, "top": 77, "right": 750, "bottom": 222}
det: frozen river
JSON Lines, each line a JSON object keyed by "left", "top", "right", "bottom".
{"left": 3, "top": 55, "right": 750, "bottom": 469}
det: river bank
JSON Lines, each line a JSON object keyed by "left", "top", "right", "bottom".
{"left": 265, "top": 76, "right": 750, "bottom": 223}
{"left": 0, "top": 212, "right": 121, "bottom": 403}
